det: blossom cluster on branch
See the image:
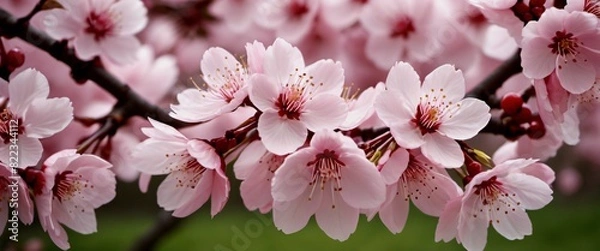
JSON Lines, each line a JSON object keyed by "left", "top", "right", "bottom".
{"left": 0, "top": 0, "right": 598, "bottom": 251}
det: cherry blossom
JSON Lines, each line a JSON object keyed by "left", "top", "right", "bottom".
{"left": 0, "top": 164, "right": 34, "bottom": 236}
{"left": 435, "top": 159, "right": 554, "bottom": 251}
{"left": 234, "top": 140, "right": 285, "bottom": 213}
{"left": 132, "top": 119, "right": 229, "bottom": 217}
{"left": 35, "top": 150, "right": 116, "bottom": 250}
{"left": 339, "top": 84, "right": 380, "bottom": 130}
{"left": 377, "top": 149, "right": 462, "bottom": 233}
{"left": 374, "top": 62, "right": 491, "bottom": 167}
{"left": 521, "top": 7, "right": 600, "bottom": 94}
{"left": 565, "top": 0, "right": 600, "bottom": 18}
{"left": 41, "top": 0, "right": 148, "bottom": 64}
{"left": 0, "top": 69, "right": 73, "bottom": 167}
{"left": 170, "top": 42, "right": 263, "bottom": 122}
{"left": 248, "top": 38, "right": 348, "bottom": 155}
{"left": 210, "top": 0, "right": 259, "bottom": 32}
{"left": 321, "top": 0, "right": 368, "bottom": 30}
{"left": 271, "top": 130, "right": 385, "bottom": 241}
{"left": 255, "top": 0, "right": 320, "bottom": 43}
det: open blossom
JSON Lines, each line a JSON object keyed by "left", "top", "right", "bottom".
{"left": 248, "top": 38, "right": 348, "bottom": 155}
{"left": 255, "top": 0, "right": 320, "bottom": 43}
{"left": 374, "top": 62, "right": 491, "bottom": 167}
{"left": 234, "top": 140, "right": 285, "bottom": 213}
{"left": 0, "top": 164, "right": 34, "bottom": 236}
{"left": 377, "top": 149, "right": 462, "bottom": 233}
{"left": 35, "top": 150, "right": 116, "bottom": 250}
{"left": 321, "top": 0, "right": 368, "bottom": 30}
{"left": 0, "top": 69, "right": 73, "bottom": 167}
{"left": 339, "top": 84, "right": 380, "bottom": 131}
{"left": 565, "top": 0, "right": 600, "bottom": 18}
{"left": 132, "top": 119, "right": 229, "bottom": 217}
{"left": 171, "top": 42, "right": 264, "bottom": 122}
{"left": 210, "top": 0, "right": 259, "bottom": 32}
{"left": 42, "top": 0, "right": 148, "bottom": 64}
{"left": 521, "top": 7, "right": 600, "bottom": 94}
{"left": 435, "top": 159, "right": 554, "bottom": 251}
{"left": 271, "top": 130, "right": 385, "bottom": 240}
{"left": 359, "top": 0, "right": 444, "bottom": 69}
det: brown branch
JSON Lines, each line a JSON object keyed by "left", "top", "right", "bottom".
{"left": 466, "top": 50, "right": 523, "bottom": 108}
{"left": 131, "top": 212, "right": 183, "bottom": 251}
{"left": 0, "top": 7, "right": 194, "bottom": 128}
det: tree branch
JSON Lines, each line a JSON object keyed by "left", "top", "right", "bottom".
{"left": 466, "top": 50, "right": 523, "bottom": 108}
{"left": 131, "top": 212, "right": 183, "bottom": 251}
{"left": 0, "top": 7, "right": 193, "bottom": 128}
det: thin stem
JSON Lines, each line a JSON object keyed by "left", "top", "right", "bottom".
{"left": 17, "top": 0, "right": 47, "bottom": 25}
{"left": 131, "top": 212, "right": 183, "bottom": 251}
{"left": 76, "top": 117, "right": 116, "bottom": 154}
{"left": 466, "top": 50, "right": 523, "bottom": 108}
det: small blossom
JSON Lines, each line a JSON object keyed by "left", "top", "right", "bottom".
{"left": 132, "top": 119, "right": 229, "bottom": 217}
{"left": 35, "top": 150, "right": 116, "bottom": 250}
{"left": 271, "top": 130, "right": 385, "bottom": 241}
{"left": 42, "top": 0, "right": 148, "bottom": 64}
{"left": 521, "top": 7, "right": 600, "bottom": 94}
{"left": 0, "top": 69, "right": 73, "bottom": 167}
{"left": 255, "top": 0, "right": 320, "bottom": 43}
{"left": 0, "top": 164, "right": 34, "bottom": 236}
{"left": 374, "top": 62, "right": 491, "bottom": 167}
{"left": 248, "top": 38, "right": 348, "bottom": 155}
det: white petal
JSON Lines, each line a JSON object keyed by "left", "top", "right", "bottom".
{"left": 301, "top": 94, "right": 348, "bottom": 131}
{"left": 421, "top": 64, "right": 465, "bottom": 102}
{"left": 264, "top": 38, "right": 305, "bottom": 85}
{"left": 271, "top": 149, "right": 313, "bottom": 202}
{"left": 315, "top": 185, "right": 359, "bottom": 241}
{"left": 339, "top": 154, "right": 386, "bottom": 209}
{"left": 248, "top": 74, "right": 279, "bottom": 112}
{"left": 24, "top": 98, "right": 73, "bottom": 138}
{"left": 8, "top": 69, "right": 49, "bottom": 115}
{"left": 385, "top": 61, "right": 421, "bottom": 109}
{"left": 379, "top": 185, "right": 410, "bottom": 234}
{"left": 501, "top": 173, "right": 553, "bottom": 210}
{"left": 304, "top": 59, "right": 345, "bottom": 95}
{"left": 380, "top": 148, "right": 409, "bottom": 185}
{"left": 257, "top": 112, "right": 307, "bottom": 155}
{"left": 438, "top": 98, "right": 491, "bottom": 140}
{"left": 99, "top": 36, "right": 141, "bottom": 65}
{"left": 73, "top": 34, "right": 101, "bottom": 61}
{"left": 420, "top": 134, "right": 463, "bottom": 168}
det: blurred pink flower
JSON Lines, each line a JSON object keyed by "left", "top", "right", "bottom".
{"left": 35, "top": 150, "right": 116, "bottom": 250}
{"left": 271, "top": 130, "right": 385, "bottom": 241}
{"left": 321, "top": 0, "right": 368, "bottom": 30}
{"left": 255, "top": 0, "right": 320, "bottom": 43}
{"left": 435, "top": 159, "right": 554, "bottom": 251}
{"left": 42, "top": 0, "right": 148, "bottom": 64}
{"left": 521, "top": 7, "right": 600, "bottom": 94}
{"left": 248, "top": 38, "right": 347, "bottom": 155}
{"left": 0, "top": 164, "right": 34, "bottom": 236}
{"left": 374, "top": 63, "right": 491, "bottom": 167}
{"left": 132, "top": 119, "right": 229, "bottom": 217}
{"left": 0, "top": 69, "right": 73, "bottom": 167}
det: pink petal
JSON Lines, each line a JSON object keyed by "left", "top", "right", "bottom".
{"left": 365, "top": 36, "right": 404, "bottom": 70}
{"left": 301, "top": 94, "right": 348, "bottom": 131}
{"left": 556, "top": 56, "right": 595, "bottom": 94}
{"left": 171, "top": 170, "right": 213, "bottom": 218}
{"left": 271, "top": 149, "right": 313, "bottom": 201}
{"left": 138, "top": 173, "right": 151, "bottom": 193}
{"left": 438, "top": 98, "right": 491, "bottom": 140}
{"left": 264, "top": 38, "right": 305, "bottom": 85}
{"left": 143, "top": 118, "right": 187, "bottom": 142}
{"left": 257, "top": 111, "right": 308, "bottom": 155}
{"left": 45, "top": 218, "right": 71, "bottom": 250}
{"left": 158, "top": 170, "right": 205, "bottom": 211}
{"left": 389, "top": 122, "right": 425, "bottom": 149}
{"left": 131, "top": 140, "right": 187, "bottom": 174}
{"left": 421, "top": 64, "right": 465, "bottom": 102}
{"left": 42, "top": 9, "right": 80, "bottom": 39}
{"left": 24, "top": 98, "right": 73, "bottom": 138}
{"left": 210, "top": 167, "right": 230, "bottom": 217}
{"left": 315, "top": 186, "right": 360, "bottom": 241}
{"left": 519, "top": 163, "right": 555, "bottom": 185}
{"left": 53, "top": 199, "right": 97, "bottom": 234}
{"left": 379, "top": 185, "right": 410, "bottom": 234}
{"left": 110, "top": 0, "right": 148, "bottom": 35}
{"left": 435, "top": 196, "right": 461, "bottom": 242}
{"left": 0, "top": 137, "right": 42, "bottom": 168}
{"left": 385, "top": 62, "right": 421, "bottom": 109}
{"left": 187, "top": 140, "right": 221, "bottom": 170}
{"left": 380, "top": 148, "right": 409, "bottom": 185}
{"left": 411, "top": 170, "right": 461, "bottom": 217}
{"left": 304, "top": 59, "right": 345, "bottom": 96}
{"left": 245, "top": 41, "right": 266, "bottom": 74}
{"left": 240, "top": 165, "right": 274, "bottom": 211}
{"left": 421, "top": 133, "right": 463, "bottom": 168}
{"left": 491, "top": 205, "right": 532, "bottom": 240}
{"left": 501, "top": 173, "right": 553, "bottom": 210}
{"left": 248, "top": 74, "right": 279, "bottom": 112}
{"left": 169, "top": 89, "right": 227, "bottom": 122}
{"left": 234, "top": 140, "right": 267, "bottom": 180}
{"left": 73, "top": 34, "right": 101, "bottom": 61}
{"left": 521, "top": 36, "right": 556, "bottom": 79}
{"left": 536, "top": 8, "right": 569, "bottom": 39}
{"left": 99, "top": 36, "right": 141, "bottom": 65}
{"left": 458, "top": 195, "right": 490, "bottom": 251}
{"left": 8, "top": 68, "right": 49, "bottom": 115}
{"left": 272, "top": 188, "right": 322, "bottom": 234}
{"left": 564, "top": 11, "right": 598, "bottom": 37}
{"left": 200, "top": 47, "right": 242, "bottom": 88}
{"left": 339, "top": 154, "right": 386, "bottom": 209}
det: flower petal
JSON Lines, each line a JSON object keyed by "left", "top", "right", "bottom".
{"left": 521, "top": 36, "right": 557, "bottom": 79}
{"left": 380, "top": 148, "right": 409, "bottom": 185}
{"left": 556, "top": 56, "right": 595, "bottom": 94}
{"left": 421, "top": 64, "right": 465, "bottom": 102}
{"left": 301, "top": 94, "right": 348, "bottom": 131}
{"left": 264, "top": 38, "right": 305, "bottom": 85}
{"left": 385, "top": 61, "right": 421, "bottom": 109}
{"left": 257, "top": 112, "right": 308, "bottom": 155}
{"left": 315, "top": 185, "right": 360, "bottom": 241}
{"left": 379, "top": 185, "right": 410, "bottom": 234}
{"left": 420, "top": 134, "right": 463, "bottom": 168}
{"left": 24, "top": 98, "right": 73, "bottom": 138}
{"left": 304, "top": 59, "right": 345, "bottom": 95}
{"left": 272, "top": 188, "right": 321, "bottom": 234}
{"left": 339, "top": 154, "right": 386, "bottom": 209}
{"left": 438, "top": 98, "right": 491, "bottom": 140}
{"left": 272, "top": 148, "right": 313, "bottom": 202}
{"left": 248, "top": 74, "right": 280, "bottom": 112}
{"left": 8, "top": 69, "right": 50, "bottom": 115}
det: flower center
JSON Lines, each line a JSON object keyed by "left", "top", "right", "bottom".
{"left": 473, "top": 176, "right": 504, "bottom": 205}
{"left": 288, "top": 1, "right": 309, "bottom": 18}
{"left": 275, "top": 87, "right": 306, "bottom": 120}
{"left": 203, "top": 59, "right": 247, "bottom": 103}
{"left": 549, "top": 31, "right": 579, "bottom": 57}
{"left": 0, "top": 109, "right": 24, "bottom": 144}
{"left": 390, "top": 17, "right": 415, "bottom": 39}
{"left": 175, "top": 158, "right": 208, "bottom": 189}
{"left": 399, "top": 155, "right": 437, "bottom": 200}
{"left": 585, "top": 0, "right": 600, "bottom": 18}
{"left": 262, "top": 154, "right": 285, "bottom": 173}
{"left": 53, "top": 171, "right": 88, "bottom": 203}
{"left": 85, "top": 11, "right": 115, "bottom": 41}
{"left": 307, "top": 149, "right": 345, "bottom": 202}
{"left": 412, "top": 104, "right": 441, "bottom": 135}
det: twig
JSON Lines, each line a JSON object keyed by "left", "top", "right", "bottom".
{"left": 16, "top": 0, "right": 47, "bottom": 25}
{"left": 131, "top": 212, "right": 183, "bottom": 251}
{"left": 76, "top": 117, "right": 117, "bottom": 154}
{"left": 466, "top": 50, "right": 523, "bottom": 108}
{"left": 0, "top": 7, "right": 194, "bottom": 128}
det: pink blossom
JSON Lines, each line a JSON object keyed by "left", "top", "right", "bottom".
{"left": 0, "top": 164, "right": 34, "bottom": 236}
{"left": 435, "top": 159, "right": 554, "bottom": 251}
{"left": 210, "top": 0, "right": 259, "bottom": 32}
{"left": 521, "top": 7, "right": 600, "bottom": 94}
{"left": 171, "top": 42, "right": 264, "bottom": 122}
{"left": 374, "top": 63, "right": 491, "bottom": 167}
{"left": 132, "top": 119, "right": 229, "bottom": 217}
{"left": 565, "top": 0, "right": 600, "bottom": 18}
{"left": 234, "top": 140, "right": 285, "bottom": 213}
{"left": 255, "top": 0, "right": 320, "bottom": 43}
{"left": 0, "top": 69, "right": 73, "bottom": 167}
{"left": 339, "top": 84, "right": 379, "bottom": 130}
{"left": 377, "top": 149, "right": 462, "bottom": 234}
{"left": 42, "top": 0, "right": 148, "bottom": 64}
{"left": 35, "top": 150, "right": 116, "bottom": 250}
{"left": 271, "top": 130, "right": 385, "bottom": 240}
{"left": 321, "top": 0, "right": 368, "bottom": 30}
{"left": 359, "top": 0, "right": 444, "bottom": 69}
{"left": 248, "top": 38, "right": 348, "bottom": 155}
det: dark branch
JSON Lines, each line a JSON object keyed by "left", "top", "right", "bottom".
{"left": 0, "top": 7, "right": 193, "bottom": 128}
{"left": 131, "top": 212, "right": 183, "bottom": 251}
{"left": 466, "top": 50, "right": 523, "bottom": 108}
